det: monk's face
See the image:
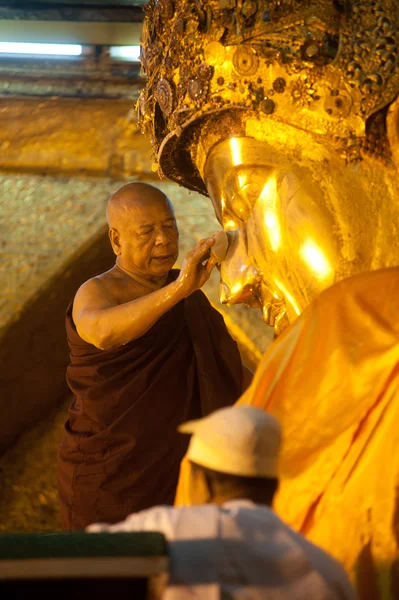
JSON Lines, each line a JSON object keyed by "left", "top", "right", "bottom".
{"left": 118, "top": 195, "right": 179, "bottom": 278}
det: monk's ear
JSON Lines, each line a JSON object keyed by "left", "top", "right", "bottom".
{"left": 387, "top": 94, "right": 399, "bottom": 170}
{"left": 109, "top": 228, "right": 122, "bottom": 255}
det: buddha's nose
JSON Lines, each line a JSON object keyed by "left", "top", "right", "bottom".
{"left": 219, "top": 228, "right": 262, "bottom": 307}
{"left": 220, "top": 267, "right": 262, "bottom": 306}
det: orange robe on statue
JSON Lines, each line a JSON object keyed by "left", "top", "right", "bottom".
{"left": 175, "top": 267, "right": 399, "bottom": 598}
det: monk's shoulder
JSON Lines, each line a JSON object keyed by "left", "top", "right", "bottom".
{"left": 73, "top": 270, "right": 120, "bottom": 311}
{"left": 75, "top": 268, "right": 146, "bottom": 311}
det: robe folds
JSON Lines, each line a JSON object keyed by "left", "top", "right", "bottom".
{"left": 175, "top": 267, "right": 399, "bottom": 598}
{"left": 58, "top": 275, "right": 242, "bottom": 530}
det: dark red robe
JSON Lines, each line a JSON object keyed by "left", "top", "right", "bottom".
{"left": 58, "top": 275, "right": 243, "bottom": 530}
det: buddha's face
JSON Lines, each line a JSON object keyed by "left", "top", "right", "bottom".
{"left": 202, "top": 129, "right": 395, "bottom": 333}
{"left": 138, "top": 0, "right": 399, "bottom": 334}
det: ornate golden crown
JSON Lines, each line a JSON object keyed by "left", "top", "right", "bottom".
{"left": 138, "top": 0, "right": 399, "bottom": 194}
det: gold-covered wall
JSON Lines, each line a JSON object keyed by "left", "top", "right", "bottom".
{"left": 0, "top": 97, "right": 152, "bottom": 178}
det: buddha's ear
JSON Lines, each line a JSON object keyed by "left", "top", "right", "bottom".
{"left": 387, "top": 94, "right": 399, "bottom": 170}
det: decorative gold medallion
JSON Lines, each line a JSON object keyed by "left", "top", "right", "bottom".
{"left": 232, "top": 46, "right": 259, "bottom": 76}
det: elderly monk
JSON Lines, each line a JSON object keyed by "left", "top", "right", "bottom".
{"left": 58, "top": 182, "right": 249, "bottom": 530}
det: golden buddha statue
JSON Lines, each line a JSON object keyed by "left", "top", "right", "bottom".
{"left": 139, "top": 1, "right": 399, "bottom": 596}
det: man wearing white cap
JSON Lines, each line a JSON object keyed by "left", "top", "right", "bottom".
{"left": 87, "top": 406, "right": 355, "bottom": 600}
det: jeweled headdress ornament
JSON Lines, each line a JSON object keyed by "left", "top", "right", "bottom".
{"left": 138, "top": 0, "right": 399, "bottom": 194}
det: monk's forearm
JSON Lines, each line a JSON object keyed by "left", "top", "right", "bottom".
{"left": 81, "top": 280, "right": 186, "bottom": 350}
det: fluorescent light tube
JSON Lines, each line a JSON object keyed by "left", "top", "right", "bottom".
{"left": 0, "top": 42, "right": 82, "bottom": 56}
{"left": 109, "top": 46, "right": 140, "bottom": 61}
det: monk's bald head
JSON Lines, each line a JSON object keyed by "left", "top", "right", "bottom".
{"left": 106, "top": 182, "right": 174, "bottom": 230}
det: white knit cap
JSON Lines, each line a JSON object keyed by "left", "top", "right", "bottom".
{"left": 178, "top": 405, "right": 282, "bottom": 478}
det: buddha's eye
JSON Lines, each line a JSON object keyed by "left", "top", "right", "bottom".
{"left": 225, "top": 166, "right": 275, "bottom": 224}
{"left": 228, "top": 191, "right": 253, "bottom": 224}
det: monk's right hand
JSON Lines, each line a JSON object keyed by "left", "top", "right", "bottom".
{"left": 176, "top": 237, "right": 217, "bottom": 297}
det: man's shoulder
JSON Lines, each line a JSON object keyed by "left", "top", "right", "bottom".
{"left": 275, "top": 514, "right": 353, "bottom": 594}
{"left": 132, "top": 503, "right": 219, "bottom": 523}
{"left": 90, "top": 504, "right": 220, "bottom": 537}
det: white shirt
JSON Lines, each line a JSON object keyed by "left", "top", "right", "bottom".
{"left": 87, "top": 500, "right": 355, "bottom": 600}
